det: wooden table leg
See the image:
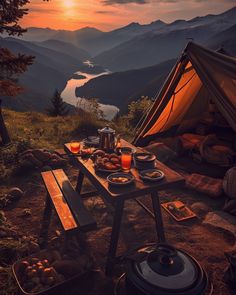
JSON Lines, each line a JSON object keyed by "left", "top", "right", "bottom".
{"left": 75, "top": 170, "right": 84, "bottom": 193}
{"left": 39, "top": 193, "right": 52, "bottom": 247}
{"left": 105, "top": 200, "right": 124, "bottom": 276}
{"left": 151, "top": 192, "right": 166, "bottom": 243}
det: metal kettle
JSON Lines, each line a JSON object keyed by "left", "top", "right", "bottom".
{"left": 98, "top": 126, "right": 116, "bottom": 152}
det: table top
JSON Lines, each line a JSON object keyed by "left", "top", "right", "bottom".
{"left": 64, "top": 139, "right": 185, "bottom": 203}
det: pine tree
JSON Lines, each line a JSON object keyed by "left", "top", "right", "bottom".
{"left": 0, "top": 0, "right": 34, "bottom": 145}
{"left": 47, "top": 90, "right": 69, "bottom": 117}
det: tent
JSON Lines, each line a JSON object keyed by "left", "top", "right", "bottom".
{"left": 133, "top": 42, "right": 236, "bottom": 146}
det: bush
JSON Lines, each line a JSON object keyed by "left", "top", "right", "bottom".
{"left": 72, "top": 114, "right": 104, "bottom": 138}
{"left": 127, "top": 96, "right": 153, "bottom": 128}
{"left": 0, "top": 140, "right": 31, "bottom": 180}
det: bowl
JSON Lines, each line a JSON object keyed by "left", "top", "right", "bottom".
{"left": 133, "top": 152, "right": 156, "bottom": 170}
{"left": 107, "top": 172, "right": 134, "bottom": 186}
{"left": 139, "top": 169, "right": 165, "bottom": 182}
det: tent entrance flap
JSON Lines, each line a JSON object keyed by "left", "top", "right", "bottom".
{"left": 143, "top": 62, "right": 202, "bottom": 137}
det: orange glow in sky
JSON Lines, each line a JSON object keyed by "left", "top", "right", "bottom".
{"left": 20, "top": 0, "right": 235, "bottom": 31}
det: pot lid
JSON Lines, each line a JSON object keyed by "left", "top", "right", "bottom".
{"left": 134, "top": 152, "right": 156, "bottom": 162}
{"left": 127, "top": 244, "right": 207, "bottom": 295}
{"left": 98, "top": 126, "right": 115, "bottom": 134}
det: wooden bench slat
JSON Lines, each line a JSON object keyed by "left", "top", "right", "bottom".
{"left": 41, "top": 171, "right": 77, "bottom": 231}
{"left": 52, "top": 169, "right": 97, "bottom": 231}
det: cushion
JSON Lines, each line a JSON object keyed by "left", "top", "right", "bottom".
{"left": 179, "top": 133, "right": 205, "bottom": 151}
{"left": 186, "top": 173, "right": 223, "bottom": 198}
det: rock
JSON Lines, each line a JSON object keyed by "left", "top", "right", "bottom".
{"left": 28, "top": 241, "right": 40, "bottom": 254}
{"left": 8, "top": 187, "right": 24, "bottom": 200}
{"left": 49, "top": 158, "right": 67, "bottom": 168}
{"left": 41, "top": 166, "right": 52, "bottom": 172}
{"left": 20, "top": 159, "right": 34, "bottom": 168}
{"left": 20, "top": 208, "right": 32, "bottom": 217}
{"left": 223, "top": 199, "right": 236, "bottom": 216}
{"left": 32, "top": 149, "right": 51, "bottom": 162}
{"left": 0, "top": 230, "right": 7, "bottom": 238}
{"left": 203, "top": 211, "right": 236, "bottom": 239}
{"left": 191, "top": 202, "right": 209, "bottom": 215}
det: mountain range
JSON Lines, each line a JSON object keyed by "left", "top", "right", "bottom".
{"left": 1, "top": 6, "right": 236, "bottom": 114}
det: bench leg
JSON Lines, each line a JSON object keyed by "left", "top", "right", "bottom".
{"left": 151, "top": 192, "right": 166, "bottom": 243}
{"left": 76, "top": 170, "right": 84, "bottom": 193}
{"left": 39, "top": 194, "right": 52, "bottom": 248}
{"left": 105, "top": 200, "right": 124, "bottom": 276}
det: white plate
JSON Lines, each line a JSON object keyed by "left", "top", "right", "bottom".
{"left": 107, "top": 172, "right": 134, "bottom": 186}
{"left": 139, "top": 169, "right": 165, "bottom": 182}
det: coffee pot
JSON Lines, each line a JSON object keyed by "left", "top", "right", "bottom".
{"left": 98, "top": 126, "right": 116, "bottom": 152}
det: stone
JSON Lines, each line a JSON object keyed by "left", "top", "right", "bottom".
{"left": 191, "top": 202, "right": 210, "bottom": 215}
{"left": 223, "top": 199, "right": 236, "bottom": 215}
{"left": 203, "top": 211, "right": 236, "bottom": 239}
{"left": 41, "top": 166, "right": 52, "bottom": 172}
{"left": 0, "top": 230, "right": 7, "bottom": 238}
{"left": 28, "top": 241, "right": 40, "bottom": 254}
{"left": 21, "top": 208, "right": 32, "bottom": 217}
{"left": 32, "top": 149, "right": 51, "bottom": 162}
{"left": 8, "top": 187, "right": 24, "bottom": 200}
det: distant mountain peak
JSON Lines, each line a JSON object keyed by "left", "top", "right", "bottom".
{"left": 150, "top": 20, "right": 165, "bottom": 25}
{"left": 125, "top": 22, "right": 141, "bottom": 28}
{"left": 77, "top": 26, "right": 103, "bottom": 33}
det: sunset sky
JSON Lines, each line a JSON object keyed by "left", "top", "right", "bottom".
{"left": 20, "top": 0, "right": 236, "bottom": 31}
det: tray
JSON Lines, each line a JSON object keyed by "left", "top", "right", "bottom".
{"left": 12, "top": 249, "right": 93, "bottom": 295}
{"left": 161, "top": 201, "right": 196, "bottom": 222}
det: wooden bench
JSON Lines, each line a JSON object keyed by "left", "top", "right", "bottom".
{"left": 40, "top": 169, "right": 96, "bottom": 244}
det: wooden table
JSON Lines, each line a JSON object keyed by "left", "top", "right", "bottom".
{"left": 64, "top": 140, "right": 184, "bottom": 274}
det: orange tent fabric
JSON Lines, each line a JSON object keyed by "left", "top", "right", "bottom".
{"left": 134, "top": 42, "right": 236, "bottom": 146}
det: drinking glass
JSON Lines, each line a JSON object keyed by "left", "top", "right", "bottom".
{"left": 121, "top": 147, "right": 132, "bottom": 172}
{"left": 70, "top": 140, "right": 80, "bottom": 153}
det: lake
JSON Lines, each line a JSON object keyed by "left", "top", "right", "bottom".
{"left": 61, "top": 70, "right": 119, "bottom": 121}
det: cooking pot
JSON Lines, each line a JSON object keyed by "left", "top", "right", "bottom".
{"left": 98, "top": 126, "right": 116, "bottom": 152}
{"left": 125, "top": 244, "right": 209, "bottom": 295}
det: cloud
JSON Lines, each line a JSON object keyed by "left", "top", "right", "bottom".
{"left": 103, "top": 0, "right": 148, "bottom": 5}
{"left": 95, "top": 10, "right": 112, "bottom": 14}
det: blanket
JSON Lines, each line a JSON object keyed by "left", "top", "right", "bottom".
{"left": 186, "top": 173, "right": 223, "bottom": 198}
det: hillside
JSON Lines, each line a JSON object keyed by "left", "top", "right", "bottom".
{"left": 0, "top": 37, "right": 81, "bottom": 112}
{"left": 75, "top": 59, "right": 175, "bottom": 113}
{"left": 206, "top": 24, "right": 236, "bottom": 56}
{"left": 36, "top": 39, "right": 90, "bottom": 61}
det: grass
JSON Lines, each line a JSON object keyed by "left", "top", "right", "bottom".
{"left": 3, "top": 109, "right": 132, "bottom": 150}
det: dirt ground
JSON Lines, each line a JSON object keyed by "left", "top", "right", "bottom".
{"left": 1, "top": 161, "right": 236, "bottom": 295}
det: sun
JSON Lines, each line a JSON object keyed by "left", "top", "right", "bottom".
{"left": 63, "top": 0, "right": 74, "bottom": 9}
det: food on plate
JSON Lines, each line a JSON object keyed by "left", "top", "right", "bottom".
{"left": 93, "top": 149, "right": 106, "bottom": 157}
{"left": 145, "top": 171, "right": 162, "bottom": 178}
{"left": 93, "top": 151, "right": 121, "bottom": 171}
{"left": 110, "top": 177, "right": 129, "bottom": 183}
{"left": 104, "top": 162, "right": 117, "bottom": 170}
{"left": 110, "top": 157, "right": 120, "bottom": 164}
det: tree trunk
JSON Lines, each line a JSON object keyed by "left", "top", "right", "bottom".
{"left": 0, "top": 99, "right": 11, "bottom": 145}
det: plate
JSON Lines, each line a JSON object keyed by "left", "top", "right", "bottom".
{"left": 139, "top": 169, "right": 165, "bottom": 181}
{"left": 83, "top": 136, "right": 100, "bottom": 147}
{"left": 107, "top": 172, "right": 134, "bottom": 186}
{"left": 95, "top": 167, "right": 121, "bottom": 174}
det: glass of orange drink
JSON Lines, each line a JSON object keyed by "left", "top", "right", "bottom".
{"left": 121, "top": 147, "right": 132, "bottom": 172}
{"left": 70, "top": 141, "right": 80, "bottom": 153}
